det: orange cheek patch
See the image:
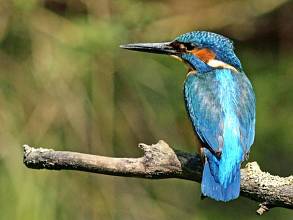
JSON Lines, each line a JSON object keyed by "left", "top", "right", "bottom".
{"left": 191, "top": 48, "right": 216, "bottom": 63}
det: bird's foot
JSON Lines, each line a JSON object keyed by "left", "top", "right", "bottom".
{"left": 215, "top": 150, "right": 222, "bottom": 159}
{"left": 201, "top": 193, "right": 207, "bottom": 200}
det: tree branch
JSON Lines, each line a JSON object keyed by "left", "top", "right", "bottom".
{"left": 23, "top": 140, "right": 293, "bottom": 215}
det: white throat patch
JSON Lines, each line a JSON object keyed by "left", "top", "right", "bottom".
{"left": 207, "top": 59, "right": 238, "bottom": 72}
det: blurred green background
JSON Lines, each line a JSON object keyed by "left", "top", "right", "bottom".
{"left": 0, "top": 0, "right": 292, "bottom": 219}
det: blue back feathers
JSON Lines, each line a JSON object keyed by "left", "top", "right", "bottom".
{"left": 184, "top": 68, "right": 255, "bottom": 201}
{"left": 176, "top": 31, "right": 242, "bottom": 72}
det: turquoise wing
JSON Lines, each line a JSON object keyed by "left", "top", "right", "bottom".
{"left": 184, "top": 69, "right": 255, "bottom": 156}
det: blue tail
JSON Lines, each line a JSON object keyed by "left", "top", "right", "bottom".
{"left": 201, "top": 159, "right": 240, "bottom": 202}
{"left": 200, "top": 110, "right": 243, "bottom": 201}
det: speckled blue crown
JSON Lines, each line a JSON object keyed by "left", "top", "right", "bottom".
{"left": 176, "top": 31, "right": 233, "bottom": 49}
{"left": 176, "top": 31, "right": 242, "bottom": 71}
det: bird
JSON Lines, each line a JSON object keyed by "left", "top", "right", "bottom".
{"left": 120, "top": 31, "right": 256, "bottom": 202}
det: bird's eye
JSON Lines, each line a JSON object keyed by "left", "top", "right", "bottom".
{"left": 170, "top": 41, "right": 196, "bottom": 53}
{"left": 170, "top": 41, "right": 195, "bottom": 52}
{"left": 184, "top": 43, "right": 194, "bottom": 51}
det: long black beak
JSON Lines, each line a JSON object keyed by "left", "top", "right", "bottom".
{"left": 120, "top": 42, "right": 178, "bottom": 55}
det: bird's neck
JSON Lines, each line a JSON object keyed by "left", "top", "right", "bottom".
{"left": 207, "top": 60, "right": 238, "bottom": 72}
{"left": 181, "top": 53, "right": 242, "bottom": 74}
{"left": 181, "top": 53, "right": 213, "bottom": 73}
{"left": 218, "top": 50, "right": 242, "bottom": 71}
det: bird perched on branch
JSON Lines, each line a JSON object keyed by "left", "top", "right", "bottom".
{"left": 120, "top": 31, "right": 256, "bottom": 202}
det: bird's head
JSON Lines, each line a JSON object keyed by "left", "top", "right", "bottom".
{"left": 120, "top": 31, "right": 242, "bottom": 73}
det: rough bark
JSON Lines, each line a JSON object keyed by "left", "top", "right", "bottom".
{"left": 23, "top": 140, "right": 293, "bottom": 215}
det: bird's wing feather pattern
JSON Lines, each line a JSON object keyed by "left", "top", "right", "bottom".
{"left": 184, "top": 71, "right": 224, "bottom": 153}
{"left": 234, "top": 73, "right": 255, "bottom": 153}
{"left": 184, "top": 70, "right": 255, "bottom": 155}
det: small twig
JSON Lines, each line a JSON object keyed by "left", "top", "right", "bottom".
{"left": 23, "top": 140, "right": 293, "bottom": 214}
{"left": 256, "top": 202, "right": 271, "bottom": 215}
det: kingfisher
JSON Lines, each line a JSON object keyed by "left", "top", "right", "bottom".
{"left": 120, "top": 31, "right": 255, "bottom": 202}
